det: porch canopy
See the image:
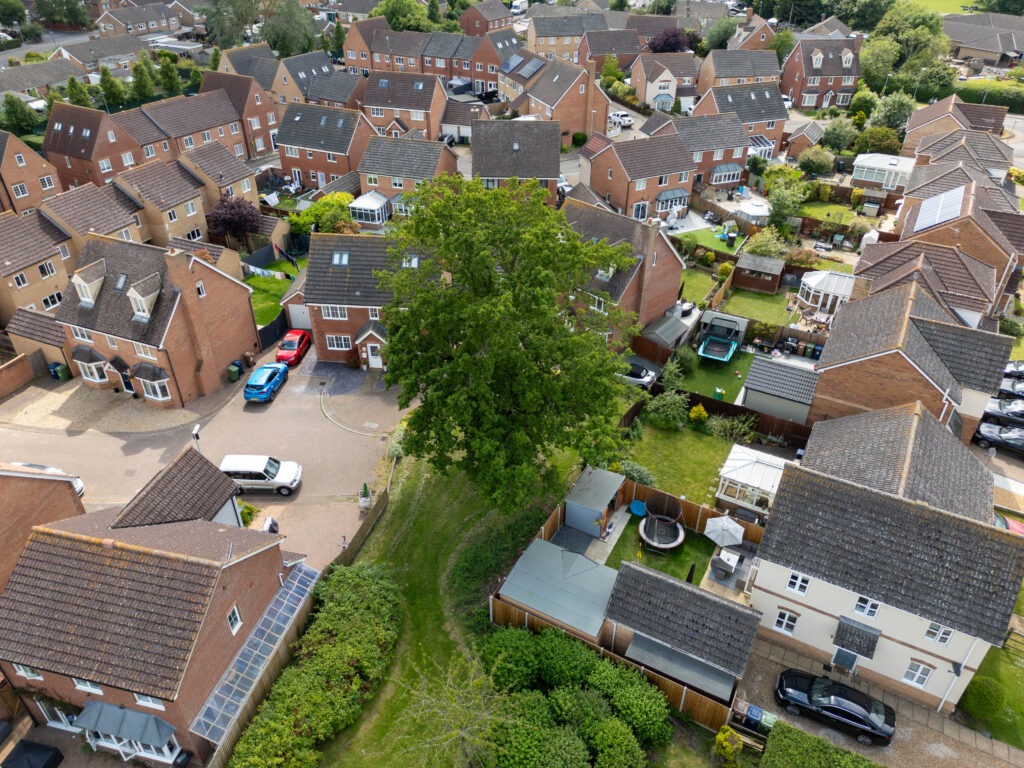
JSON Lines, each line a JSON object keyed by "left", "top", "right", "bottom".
{"left": 75, "top": 701, "right": 175, "bottom": 747}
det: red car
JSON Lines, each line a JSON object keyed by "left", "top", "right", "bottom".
{"left": 275, "top": 330, "right": 311, "bottom": 366}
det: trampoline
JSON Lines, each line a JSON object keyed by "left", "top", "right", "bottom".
{"left": 639, "top": 514, "right": 685, "bottom": 550}
{"left": 698, "top": 318, "right": 741, "bottom": 362}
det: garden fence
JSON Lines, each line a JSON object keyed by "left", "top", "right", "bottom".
{"left": 333, "top": 488, "right": 391, "bottom": 567}
{"left": 684, "top": 391, "right": 811, "bottom": 449}
{"left": 620, "top": 478, "right": 765, "bottom": 544}
{"left": 536, "top": 503, "right": 564, "bottom": 542}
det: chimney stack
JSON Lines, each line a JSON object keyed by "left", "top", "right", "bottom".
{"left": 746, "top": 6, "right": 753, "bottom": 23}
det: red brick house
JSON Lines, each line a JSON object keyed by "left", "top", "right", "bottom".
{"left": 361, "top": 72, "right": 448, "bottom": 139}
{"left": 639, "top": 111, "right": 750, "bottom": 187}
{"left": 43, "top": 103, "right": 145, "bottom": 190}
{"left": 199, "top": 71, "right": 279, "bottom": 158}
{"left": 275, "top": 103, "right": 376, "bottom": 189}
{"left": 117, "top": 91, "right": 252, "bottom": 160}
{"left": 304, "top": 233, "right": 394, "bottom": 367}
{"left": 562, "top": 198, "right": 685, "bottom": 331}
{"left": 630, "top": 52, "right": 699, "bottom": 112}
{"left": 306, "top": 70, "right": 368, "bottom": 109}
{"left": 0, "top": 448, "right": 317, "bottom": 766}
{"left": 0, "top": 212, "right": 73, "bottom": 326}
{"left": 459, "top": 0, "right": 513, "bottom": 37}
{"left": 0, "top": 131, "right": 61, "bottom": 215}
{"left": 367, "top": 29, "right": 429, "bottom": 75}
{"left": 518, "top": 59, "right": 608, "bottom": 144}
{"left": 691, "top": 82, "right": 788, "bottom": 158}
{"left": 96, "top": 4, "right": 180, "bottom": 37}
{"left": 343, "top": 17, "right": 393, "bottom": 75}
{"left": 55, "top": 236, "right": 259, "bottom": 408}
{"left": 471, "top": 120, "right": 561, "bottom": 201}
{"left": 780, "top": 37, "right": 862, "bottom": 111}
{"left": 695, "top": 49, "right": 780, "bottom": 96}
{"left": 727, "top": 8, "right": 775, "bottom": 50}
{"left": 357, "top": 135, "right": 458, "bottom": 217}
{"left": 581, "top": 132, "right": 696, "bottom": 219}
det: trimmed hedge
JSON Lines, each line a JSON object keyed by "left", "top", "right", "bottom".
{"left": 761, "top": 722, "right": 884, "bottom": 768}
{"left": 227, "top": 563, "right": 402, "bottom": 768}
{"left": 955, "top": 79, "right": 1024, "bottom": 114}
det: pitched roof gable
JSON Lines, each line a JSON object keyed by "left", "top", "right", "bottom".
{"left": 525, "top": 57, "right": 587, "bottom": 108}
{"left": 0, "top": 212, "right": 69, "bottom": 278}
{"left": 907, "top": 94, "right": 1007, "bottom": 135}
{"left": 116, "top": 160, "right": 201, "bottom": 211}
{"left": 139, "top": 90, "right": 241, "bottom": 137}
{"left": 358, "top": 136, "right": 449, "bottom": 179}
{"left": 5, "top": 308, "right": 67, "bottom": 347}
{"left": 275, "top": 104, "right": 363, "bottom": 154}
{"left": 43, "top": 103, "right": 108, "bottom": 157}
{"left": 610, "top": 133, "right": 697, "bottom": 179}
{"left": 471, "top": 120, "right": 561, "bottom": 179}
{"left": 41, "top": 184, "right": 141, "bottom": 239}
{"left": 705, "top": 49, "right": 780, "bottom": 78}
{"left": 705, "top": 82, "right": 788, "bottom": 124}
{"left": 305, "top": 233, "right": 395, "bottom": 307}
{"left": 181, "top": 141, "right": 254, "bottom": 186}
{"left": 743, "top": 356, "right": 817, "bottom": 404}
{"left": 362, "top": 72, "right": 440, "bottom": 111}
{"left": 795, "top": 37, "right": 860, "bottom": 78}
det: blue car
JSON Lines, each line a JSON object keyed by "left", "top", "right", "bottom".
{"left": 244, "top": 363, "right": 288, "bottom": 403}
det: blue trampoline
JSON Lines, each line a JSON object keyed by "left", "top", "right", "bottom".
{"left": 698, "top": 318, "right": 742, "bottom": 362}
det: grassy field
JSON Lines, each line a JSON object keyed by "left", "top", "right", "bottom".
{"left": 966, "top": 646, "right": 1024, "bottom": 750}
{"left": 244, "top": 257, "right": 307, "bottom": 325}
{"left": 681, "top": 268, "right": 718, "bottom": 305}
{"left": 931, "top": 0, "right": 976, "bottom": 10}
{"left": 679, "top": 350, "right": 755, "bottom": 402}
{"left": 808, "top": 258, "right": 854, "bottom": 274}
{"left": 1014, "top": 335, "right": 1024, "bottom": 360}
{"left": 606, "top": 514, "right": 716, "bottom": 585}
{"left": 690, "top": 227, "right": 744, "bottom": 256}
{"left": 797, "top": 200, "right": 856, "bottom": 225}
{"left": 723, "top": 288, "right": 795, "bottom": 325}
{"left": 629, "top": 424, "right": 735, "bottom": 506}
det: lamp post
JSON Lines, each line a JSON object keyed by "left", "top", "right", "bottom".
{"left": 913, "top": 67, "right": 926, "bottom": 101}
{"left": 191, "top": 423, "right": 202, "bottom": 454}
{"left": 881, "top": 72, "right": 894, "bottom": 97}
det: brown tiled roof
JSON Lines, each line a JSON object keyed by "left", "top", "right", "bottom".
{"left": 370, "top": 29, "right": 429, "bottom": 58}
{"left": 140, "top": 90, "right": 241, "bottom": 138}
{"left": 112, "top": 106, "right": 168, "bottom": 146}
{"left": 112, "top": 447, "right": 239, "bottom": 528}
{"left": 199, "top": 70, "right": 258, "bottom": 116}
{"left": 915, "top": 128, "right": 1013, "bottom": 171}
{"left": 5, "top": 308, "right": 67, "bottom": 347}
{"left": 583, "top": 29, "right": 641, "bottom": 58}
{"left": 116, "top": 160, "right": 202, "bottom": 211}
{"left": 102, "top": 4, "right": 178, "bottom": 25}
{"left": 907, "top": 94, "right": 1007, "bottom": 135}
{"left": 986, "top": 209, "right": 1024, "bottom": 253}
{"left": 41, "top": 184, "right": 141, "bottom": 238}
{"left": 526, "top": 58, "right": 586, "bottom": 108}
{"left": 42, "top": 103, "right": 108, "bottom": 158}
{"left": 362, "top": 72, "right": 440, "bottom": 111}
{"left": 610, "top": 133, "right": 696, "bottom": 180}
{"left": 635, "top": 52, "right": 698, "bottom": 80}
{"left": 957, "top": 101, "right": 1009, "bottom": 133}
{"left": 0, "top": 212, "right": 69, "bottom": 277}
{"left": 181, "top": 142, "right": 253, "bottom": 186}
{"left": 795, "top": 38, "right": 860, "bottom": 79}
{"left": 904, "top": 162, "right": 998, "bottom": 200}
{"left": 0, "top": 60, "right": 84, "bottom": 95}
{"left": 467, "top": 0, "right": 511, "bottom": 22}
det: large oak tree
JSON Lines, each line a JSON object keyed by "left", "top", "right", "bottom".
{"left": 379, "top": 176, "right": 635, "bottom": 513}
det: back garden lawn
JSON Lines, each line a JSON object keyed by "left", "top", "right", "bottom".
{"left": 722, "top": 289, "right": 794, "bottom": 326}
{"left": 629, "top": 424, "right": 735, "bottom": 507}
{"left": 678, "top": 351, "right": 755, "bottom": 402}
{"left": 244, "top": 257, "right": 307, "bottom": 325}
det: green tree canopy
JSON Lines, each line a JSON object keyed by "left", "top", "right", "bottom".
{"left": 98, "top": 66, "right": 127, "bottom": 109}
{"left": 132, "top": 60, "right": 156, "bottom": 102}
{"left": 198, "top": 0, "right": 250, "bottom": 47}
{"left": 767, "top": 179, "right": 808, "bottom": 229}
{"left": 979, "top": 0, "right": 1024, "bottom": 11}
{"left": 848, "top": 85, "right": 879, "bottom": 120}
{"left": 833, "top": 0, "right": 895, "bottom": 31}
{"left": 370, "top": 0, "right": 433, "bottom": 31}
{"left": 771, "top": 0, "right": 823, "bottom": 26}
{"left": 852, "top": 124, "right": 902, "bottom": 154}
{"left": 858, "top": 36, "right": 900, "bottom": 93}
{"left": 0, "top": 0, "right": 24, "bottom": 27}
{"left": 744, "top": 226, "right": 788, "bottom": 259}
{"left": 378, "top": 176, "right": 635, "bottom": 513}
{"left": 158, "top": 57, "right": 182, "bottom": 95}
{"left": 64, "top": 77, "right": 92, "bottom": 108}
{"left": 821, "top": 116, "right": 858, "bottom": 152}
{"left": 768, "top": 28, "right": 796, "bottom": 66}
{"left": 705, "top": 17, "right": 738, "bottom": 50}
{"left": 866, "top": 90, "right": 915, "bottom": 131}
{"left": 2, "top": 93, "right": 39, "bottom": 135}
{"left": 331, "top": 21, "right": 346, "bottom": 55}
{"left": 261, "top": 0, "right": 318, "bottom": 57}
{"left": 797, "top": 145, "right": 835, "bottom": 176}
{"left": 208, "top": 46, "right": 222, "bottom": 70}
{"left": 35, "top": 0, "right": 88, "bottom": 26}
{"left": 872, "top": 0, "right": 947, "bottom": 74}
{"left": 286, "top": 192, "right": 359, "bottom": 236}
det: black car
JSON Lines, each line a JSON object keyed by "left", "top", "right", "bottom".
{"left": 1005, "top": 360, "right": 1024, "bottom": 379}
{"left": 999, "top": 377, "right": 1024, "bottom": 399}
{"left": 974, "top": 422, "right": 1024, "bottom": 460}
{"left": 775, "top": 669, "right": 896, "bottom": 746}
{"left": 983, "top": 397, "right": 1024, "bottom": 428}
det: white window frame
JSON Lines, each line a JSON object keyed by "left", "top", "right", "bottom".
{"left": 14, "top": 152, "right": 25, "bottom": 167}
{"left": 925, "top": 622, "right": 952, "bottom": 645}
{"left": 326, "top": 334, "right": 352, "bottom": 350}
{"left": 134, "top": 693, "right": 165, "bottom": 710}
{"left": 775, "top": 609, "right": 798, "bottom": 635}
{"left": 39, "top": 175, "right": 55, "bottom": 191}
{"left": 58, "top": 243, "right": 71, "bottom": 260}
{"left": 241, "top": 178, "right": 252, "bottom": 193}
{"left": 121, "top": 151, "right": 135, "bottom": 167}
{"left": 167, "top": 209, "right": 178, "bottom": 222}
{"left": 42, "top": 291, "right": 62, "bottom": 310}
{"left": 903, "top": 662, "right": 932, "bottom": 688}
{"left": 78, "top": 360, "right": 107, "bottom": 382}
{"left": 141, "top": 379, "right": 170, "bottom": 401}
{"left": 13, "top": 664, "right": 42, "bottom": 680}
{"left": 38, "top": 261, "right": 55, "bottom": 279}
{"left": 854, "top": 596, "right": 880, "bottom": 618}
{"left": 72, "top": 326, "right": 93, "bottom": 342}
{"left": 322, "top": 305, "right": 348, "bottom": 320}
{"left": 787, "top": 573, "right": 809, "bottom": 594}
{"left": 132, "top": 341, "right": 157, "bottom": 360}
{"left": 196, "top": 280, "right": 206, "bottom": 298}
{"left": 185, "top": 200, "right": 197, "bottom": 216}
{"left": 13, "top": 272, "right": 27, "bottom": 288}
{"left": 74, "top": 678, "right": 103, "bottom": 694}
{"left": 227, "top": 605, "right": 243, "bottom": 635}
{"left": 369, "top": 308, "right": 380, "bottom": 320}
{"left": 12, "top": 182, "right": 28, "bottom": 198}
{"left": 635, "top": 177, "right": 646, "bottom": 191}
{"left": 183, "top": 136, "right": 194, "bottom": 149}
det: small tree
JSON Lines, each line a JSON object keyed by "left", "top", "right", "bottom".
{"left": 158, "top": 57, "right": 182, "bottom": 95}
{"left": 98, "top": 66, "right": 127, "bottom": 110}
{"left": 821, "top": 116, "right": 858, "bottom": 152}
{"left": 797, "top": 145, "right": 834, "bottom": 176}
{"left": 648, "top": 27, "right": 689, "bottom": 53}
{"left": 132, "top": 60, "right": 156, "bottom": 102}
{"left": 767, "top": 181, "right": 807, "bottom": 229}
{"left": 867, "top": 90, "right": 916, "bottom": 132}
{"left": 208, "top": 46, "right": 221, "bottom": 71}
{"left": 714, "top": 725, "right": 743, "bottom": 768}
{"left": 853, "top": 125, "right": 902, "bottom": 155}
{"left": 331, "top": 21, "right": 346, "bottom": 56}
{"left": 717, "top": 261, "right": 734, "bottom": 281}
{"left": 688, "top": 403, "right": 708, "bottom": 425}
{"left": 207, "top": 196, "right": 262, "bottom": 249}
{"left": 601, "top": 54, "right": 623, "bottom": 83}
{"left": 20, "top": 22, "right": 43, "bottom": 42}
{"left": 848, "top": 87, "right": 878, "bottom": 121}
{"left": 746, "top": 154, "right": 767, "bottom": 178}
{"left": 767, "top": 27, "right": 796, "bottom": 65}
{"left": 2, "top": 93, "right": 39, "bottom": 135}
{"left": 64, "top": 77, "right": 92, "bottom": 108}
{"left": 287, "top": 192, "right": 359, "bottom": 236}
{"left": 0, "top": 0, "right": 24, "bottom": 27}
{"left": 670, "top": 97, "right": 682, "bottom": 115}
{"left": 745, "top": 225, "right": 788, "bottom": 258}
{"left": 705, "top": 17, "right": 738, "bottom": 49}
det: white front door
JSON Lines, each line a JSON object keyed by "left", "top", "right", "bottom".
{"left": 367, "top": 343, "right": 383, "bottom": 369}
{"left": 317, "top": 171, "right": 326, "bottom": 187}
{"left": 822, "top": 91, "right": 833, "bottom": 108}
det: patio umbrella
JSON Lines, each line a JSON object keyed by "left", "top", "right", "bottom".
{"left": 704, "top": 516, "right": 744, "bottom": 548}
{"left": 2, "top": 741, "right": 63, "bottom": 768}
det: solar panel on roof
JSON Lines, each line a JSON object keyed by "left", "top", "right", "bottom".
{"left": 500, "top": 53, "right": 524, "bottom": 73}
{"left": 913, "top": 185, "right": 966, "bottom": 233}
{"left": 519, "top": 58, "right": 543, "bottom": 78}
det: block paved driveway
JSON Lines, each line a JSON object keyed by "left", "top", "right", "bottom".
{"left": 0, "top": 348, "right": 405, "bottom": 570}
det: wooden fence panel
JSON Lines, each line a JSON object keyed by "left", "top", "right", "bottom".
{"left": 621, "top": 478, "right": 764, "bottom": 543}
{"left": 537, "top": 504, "right": 563, "bottom": 542}
{"left": 685, "top": 391, "right": 811, "bottom": 448}
{"left": 333, "top": 488, "right": 390, "bottom": 567}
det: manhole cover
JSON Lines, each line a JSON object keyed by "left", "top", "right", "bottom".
{"left": 363, "top": 421, "right": 379, "bottom": 430}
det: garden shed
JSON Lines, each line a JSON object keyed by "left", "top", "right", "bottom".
{"left": 716, "top": 443, "right": 790, "bottom": 522}
{"left": 740, "top": 355, "right": 819, "bottom": 424}
{"left": 733, "top": 253, "right": 785, "bottom": 294}
{"left": 564, "top": 465, "right": 626, "bottom": 539}
{"left": 797, "top": 270, "right": 856, "bottom": 315}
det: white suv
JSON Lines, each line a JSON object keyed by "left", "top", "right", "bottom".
{"left": 609, "top": 111, "right": 634, "bottom": 128}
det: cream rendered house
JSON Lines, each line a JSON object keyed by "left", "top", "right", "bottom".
{"left": 748, "top": 403, "right": 1024, "bottom": 713}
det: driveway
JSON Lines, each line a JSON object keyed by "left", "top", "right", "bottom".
{"left": 0, "top": 348, "right": 405, "bottom": 569}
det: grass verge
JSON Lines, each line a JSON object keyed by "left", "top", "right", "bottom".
{"left": 722, "top": 289, "right": 795, "bottom": 325}
{"left": 961, "top": 645, "right": 1024, "bottom": 751}
{"left": 605, "top": 515, "right": 716, "bottom": 584}
{"left": 629, "top": 424, "right": 734, "bottom": 505}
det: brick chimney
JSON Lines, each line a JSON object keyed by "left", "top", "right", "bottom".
{"left": 746, "top": 6, "right": 753, "bottom": 23}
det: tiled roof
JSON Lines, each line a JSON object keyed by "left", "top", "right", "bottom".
{"left": 111, "top": 106, "right": 168, "bottom": 146}
{"left": 532, "top": 12, "right": 607, "bottom": 37}
{"left": 167, "top": 237, "right": 227, "bottom": 263}
{"left": 423, "top": 30, "right": 467, "bottom": 58}
{"left": 0, "top": 212, "right": 69, "bottom": 278}
{"left": 330, "top": 0, "right": 380, "bottom": 15}
{"left": 362, "top": 71, "right": 439, "bottom": 111}
{"left": 198, "top": 70, "right": 257, "bottom": 116}
{"left": 635, "top": 52, "right": 698, "bottom": 81}
{"left": 53, "top": 35, "right": 146, "bottom": 66}
{"left": 609, "top": 133, "right": 696, "bottom": 180}
{"left": 834, "top": 616, "right": 880, "bottom": 658}
{"left": 41, "top": 184, "right": 141, "bottom": 238}
{"left": 561, "top": 199, "right": 646, "bottom": 302}
{"left": 102, "top": 4, "right": 178, "bottom": 24}
{"left": 275, "top": 103, "right": 363, "bottom": 154}
{"left": 471, "top": 120, "right": 560, "bottom": 180}
{"left": 760, "top": 465, "right": 1024, "bottom": 645}
{"left": 487, "top": 28, "right": 523, "bottom": 63}
{"left": 312, "top": 171, "right": 361, "bottom": 199}
{"left": 111, "top": 447, "right": 240, "bottom": 528}
{"left": 305, "top": 233, "right": 394, "bottom": 307}
{"left": 915, "top": 128, "right": 1013, "bottom": 171}
{"left": 705, "top": 82, "right": 788, "bottom": 124}
{"left": 139, "top": 90, "right": 241, "bottom": 138}
{"left": 904, "top": 162, "right": 998, "bottom": 200}
{"left": 370, "top": 29, "right": 429, "bottom": 58}
{"left": 55, "top": 238, "right": 177, "bottom": 344}
{"left": 625, "top": 13, "right": 700, "bottom": 37}
{"left": 281, "top": 51, "right": 333, "bottom": 97}
{"left": 638, "top": 110, "right": 672, "bottom": 137}
{"left": 358, "top": 136, "right": 448, "bottom": 179}
{"left": 584, "top": 29, "right": 641, "bottom": 57}
{"left": 525, "top": 58, "right": 587, "bottom": 108}
{"left": 467, "top": 0, "right": 511, "bottom": 21}
{"left": 668, "top": 112, "right": 748, "bottom": 153}
{"left": 794, "top": 38, "right": 860, "bottom": 78}
{"left": 704, "top": 49, "right": 780, "bottom": 79}
{"left": 606, "top": 562, "right": 760, "bottom": 678}
{"left": 246, "top": 57, "right": 280, "bottom": 91}
{"left": 116, "top": 160, "right": 201, "bottom": 211}
{"left": 307, "top": 71, "right": 364, "bottom": 104}
{"left": 907, "top": 94, "right": 1007, "bottom": 135}
{"left": 43, "top": 103, "right": 108, "bottom": 158}
{"left": 944, "top": 13, "right": 1024, "bottom": 57}
{"left": 221, "top": 42, "right": 276, "bottom": 78}
{"left": 743, "top": 356, "right": 818, "bottom": 405}
{"left": 803, "top": 15, "right": 852, "bottom": 38}
{"left": 802, "top": 402, "right": 993, "bottom": 521}
{"left": 181, "top": 142, "right": 253, "bottom": 186}
{"left": 912, "top": 316, "right": 1012, "bottom": 393}
{"left": 0, "top": 59, "right": 84, "bottom": 94}
{"left": 5, "top": 308, "right": 67, "bottom": 346}
{"left": 788, "top": 120, "right": 823, "bottom": 144}
{"left": 986, "top": 209, "right": 1024, "bottom": 254}
{"left": 442, "top": 99, "right": 487, "bottom": 126}
{"left": 0, "top": 508, "right": 283, "bottom": 698}
{"left": 899, "top": 183, "right": 1017, "bottom": 258}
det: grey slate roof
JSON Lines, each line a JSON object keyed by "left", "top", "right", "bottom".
{"left": 760, "top": 465, "right": 1024, "bottom": 646}
{"left": 5, "top": 308, "right": 66, "bottom": 347}
{"left": 736, "top": 253, "right": 784, "bottom": 275}
{"left": 307, "top": 71, "right": 364, "bottom": 104}
{"left": 704, "top": 49, "right": 780, "bottom": 79}
{"left": 358, "top": 136, "right": 448, "bottom": 179}
{"left": 905, "top": 162, "right": 998, "bottom": 200}
{"left": 139, "top": 90, "right": 241, "bottom": 138}
{"left": 531, "top": 12, "right": 607, "bottom": 37}
{"left": 221, "top": 42, "right": 276, "bottom": 80}
{"left": 467, "top": 0, "right": 511, "bottom": 22}
{"left": 787, "top": 120, "right": 823, "bottom": 145}
{"left": 112, "top": 447, "right": 239, "bottom": 528}
{"left": 560, "top": 198, "right": 648, "bottom": 302}
{"left": 312, "top": 171, "right": 361, "bottom": 198}
{"left": 116, "top": 161, "right": 201, "bottom": 211}
{"left": 912, "top": 316, "right": 1012, "bottom": 393}
{"left": 704, "top": 82, "right": 788, "bottom": 125}
{"left": 0, "top": 212, "right": 70, "bottom": 278}
{"left": 606, "top": 562, "right": 760, "bottom": 678}
{"left": 281, "top": 51, "right": 333, "bottom": 97}
{"left": 112, "top": 105, "right": 168, "bottom": 146}
{"left": 915, "top": 129, "right": 1013, "bottom": 171}
{"left": 53, "top": 35, "right": 147, "bottom": 68}
{"left": 743, "top": 356, "right": 818, "bottom": 405}
{"left": 102, "top": 4, "right": 179, "bottom": 25}
{"left": 584, "top": 29, "right": 641, "bottom": 58}
{"left": 834, "top": 616, "right": 879, "bottom": 658}
{"left": 41, "top": 184, "right": 141, "bottom": 239}
{"left": 304, "top": 233, "right": 394, "bottom": 307}
{"left": 635, "top": 52, "right": 699, "bottom": 81}
{"left": 275, "top": 104, "right": 362, "bottom": 154}
{"left": 182, "top": 142, "right": 253, "bottom": 186}
{"left": 907, "top": 95, "right": 1008, "bottom": 136}
{"left": 524, "top": 57, "right": 587, "bottom": 108}
{"left": 472, "top": 120, "right": 561, "bottom": 180}
{"left": 55, "top": 238, "right": 177, "bottom": 345}
{"left": 986, "top": 209, "right": 1024, "bottom": 254}
{"left": 0, "top": 59, "right": 84, "bottom": 94}
{"left": 802, "top": 402, "right": 993, "bottom": 522}
{"left": 363, "top": 72, "right": 439, "bottom": 111}
{"left": 609, "top": 133, "right": 696, "bottom": 180}
{"left": 487, "top": 28, "right": 523, "bottom": 63}
{"left": 793, "top": 38, "right": 860, "bottom": 79}
{"left": 803, "top": 15, "right": 852, "bottom": 38}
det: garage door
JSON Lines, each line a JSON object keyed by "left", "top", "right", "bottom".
{"left": 287, "top": 304, "right": 311, "bottom": 330}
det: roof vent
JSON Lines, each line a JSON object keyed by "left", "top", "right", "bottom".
{"left": 512, "top": 140, "right": 520, "bottom": 151}
{"left": 294, "top": 113, "right": 302, "bottom": 121}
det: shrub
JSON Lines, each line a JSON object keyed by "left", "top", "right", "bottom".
{"left": 23, "top": 51, "right": 45, "bottom": 62}
{"left": 387, "top": 421, "right": 406, "bottom": 458}
{"left": 572, "top": 131, "right": 587, "bottom": 146}
{"left": 549, "top": 686, "right": 613, "bottom": 748}
{"left": 959, "top": 676, "right": 1005, "bottom": 722}
{"left": 21, "top": 22, "right": 43, "bottom": 42}
{"left": 616, "top": 460, "right": 656, "bottom": 488}
{"left": 535, "top": 726, "right": 590, "bottom": 768}
{"left": 746, "top": 154, "right": 767, "bottom": 177}
{"left": 534, "top": 629, "right": 599, "bottom": 690}
{"left": 703, "top": 250, "right": 717, "bottom": 267}
{"left": 849, "top": 187, "right": 864, "bottom": 208}
{"left": 592, "top": 717, "right": 646, "bottom": 768}
{"left": 706, "top": 414, "right": 758, "bottom": 445}
{"left": 586, "top": 659, "right": 673, "bottom": 748}
{"left": 673, "top": 347, "right": 698, "bottom": 377}
{"left": 818, "top": 184, "right": 831, "bottom": 203}
{"left": 228, "top": 563, "right": 401, "bottom": 768}
{"left": 1000, "top": 317, "right": 1024, "bottom": 338}
{"left": 761, "top": 722, "right": 884, "bottom": 768}
{"left": 1009, "top": 167, "right": 1024, "bottom": 186}
{"left": 676, "top": 232, "right": 697, "bottom": 256}
{"left": 717, "top": 261, "right": 734, "bottom": 281}
{"left": 478, "top": 627, "right": 540, "bottom": 692}
{"left": 644, "top": 390, "right": 690, "bottom": 429}
{"left": 714, "top": 725, "right": 743, "bottom": 767}
{"left": 688, "top": 403, "right": 708, "bottom": 425}
{"left": 798, "top": 146, "right": 835, "bottom": 177}
{"left": 239, "top": 502, "right": 258, "bottom": 527}
{"left": 488, "top": 690, "right": 556, "bottom": 768}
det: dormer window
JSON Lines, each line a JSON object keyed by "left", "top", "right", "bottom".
{"left": 130, "top": 294, "right": 150, "bottom": 317}
{"left": 127, "top": 276, "right": 161, "bottom": 320}
{"left": 842, "top": 50, "right": 853, "bottom": 67}
{"left": 812, "top": 51, "right": 823, "bottom": 69}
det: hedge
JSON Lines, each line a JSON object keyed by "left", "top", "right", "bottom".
{"left": 227, "top": 563, "right": 402, "bottom": 768}
{"left": 761, "top": 722, "right": 884, "bottom": 768}
{"left": 955, "top": 79, "right": 1024, "bottom": 115}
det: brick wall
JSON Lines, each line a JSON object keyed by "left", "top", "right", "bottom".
{"left": 0, "top": 355, "right": 34, "bottom": 400}
{"left": 0, "top": 475, "right": 84, "bottom": 590}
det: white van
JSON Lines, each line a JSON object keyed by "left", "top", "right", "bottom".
{"left": 219, "top": 455, "right": 303, "bottom": 496}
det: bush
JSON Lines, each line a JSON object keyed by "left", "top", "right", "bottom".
{"left": 479, "top": 627, "right": 540, "bottom": 692}
{"left": 616, "top": 459, "right": 656, "bottom": 488}
{"left": 959, "top": 676, "right": 1005, "bottom": 722}
{"left": 673, "top": 347, "right": 698, "bottom": 377}
{"left": 572, "top": 131, "right": 587, "bottom": 146}
{"left": 387, "top": 421, "right": 406, "bottom": 458}
{"left": 592, "top": 717, "right": 646, "bottom": 768}
{"left": 228, "top": 563, "right": 401, "bottom": 768}
{"left": 717, "top": 261, "right": 734, "bottom": 281}
{"left": 586, "top": 659, "right": 673, "bottom": 748}
{"left": 688, "top": 403, "right": 708, "bottom": 425}
{"left": 705, "top": 414, "right": 758, "bottom": 445}
{"left": 488, "top": 690, "right": 557, "bottom": 768}
{"left": 849, "top": 187, "right": 864, "bottom": 208}
{"left": 644, "top": 390, "right": 690, "bottom": 429}
{"left": 239, "top": 502, "right": 258, "bottom": 527}
{"left": 703, "top": 250, "right": 716, "bottom": 267}
{"left": 761, "top": 722, "right": 882, "bottom": 768}
{"left": 534, "top": 629, "right": 599, "bottom": 690}
{"left": 746, "top": 154, "right": 768, "bottom": 177}
{"left": 1009, "top": 167, "right": 1024, "bottom": 186}
{"left": 549, "top": 686, "right": 613, "bottom": 748}
{"left": 714, "top": 725, "right": 743, "bottom": 767}
{"left": 1000, "top": 317, "right": 1024, "bottom": 338}
{"left": 21, "top": 22, "right": 43, "bottom": 42}
{"left": 798, "top": 146, "right": 835, "bottom": 177}
{"left": 818, "top": 184, "right": 831, "bottom": 203}
{"left": 676, "top": 232, "right": 697, "bottom": 256}
{"left": 23, "top": 51, "right": 46, "bottom": 62}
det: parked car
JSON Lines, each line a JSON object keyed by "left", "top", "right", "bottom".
{"left": 973, "top": 422, "right": 1024, "bottom": 460}
{"left": 782, "top": 95, "right": 793, "bottom": 110}
{"left": 1004, "top": 360, "right": 1024, "bottom": 379}
{"left": 438, "top": 133, "right": 456, "bottom": 146}
{"left": 774, "top": 669, "right": 896, "bottom": 746}
{"left": 244, "top": 362, "right": 289, "bottom": 403}
{"left": 10, "top": 462, "right": 85, "bottom": 496}
{"left": 219, "top": 455, "right": 303, "bottom": 496}
{"left": 609, "top": 111, "right": 634, "bottom": 127}
{"left": 617, "top": 361, "right": 656, "bottom": 388}
{"left": 276, "top": 329, "right": 311, "bottom": 366}
{"left": 998, "top": 377, "right": 1024, "bottom": 399}
{"left": 995, "top": 511, "right": 1024, "bottom": 536}
{"left": 557, "top": 174, "right": 573, "bottom": 195}
{"left": 983, "top": 397, "right": 1024, "bottom": 428}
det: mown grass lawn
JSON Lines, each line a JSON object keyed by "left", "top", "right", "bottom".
{"left": 797, "top": 200, "right": 855, "bottom": 225}
{"left": 681, "top": 267, "right": 718, "bottom": 305}
{"left": 629, "top": 424, "right": 734, "bottom": 506}
{"left": 1013, "top": 335, "right": 1024, "bottom": 360}
{"left": 690, "top": 227, "right": 744, "bottom": 256}
{"left": 965, "top": 645, "right": 1024, "bottom": 750}
{"left": 605, "top": 514, "right": 716, "bottom": 585}
{"left": 808, "top": 258, "right": 854, "bottom": 274}
{"left": 678, "top": 350, "right": 756, "bottom": 402}
{"left": 244, "top": 257, "right": 307, "bottom": 325}
{"left": 723, "top": 288, "right": 795, "bottom": 325}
